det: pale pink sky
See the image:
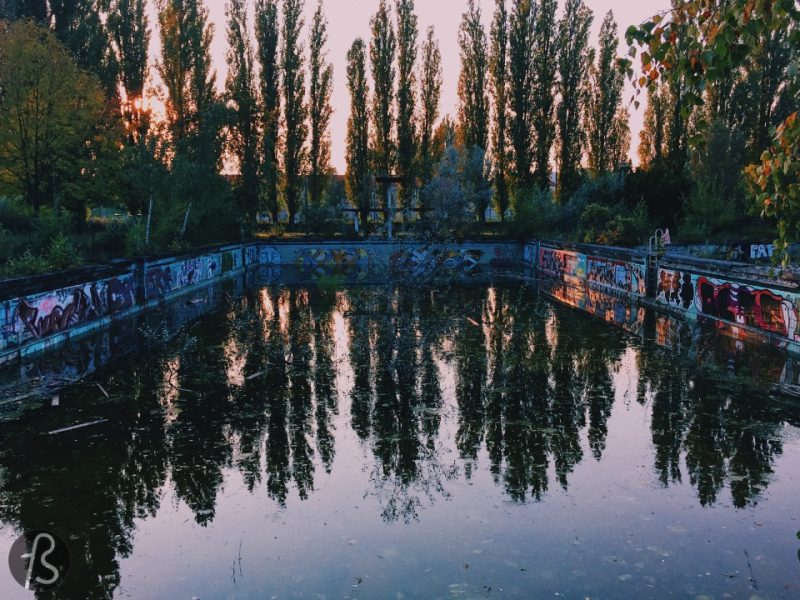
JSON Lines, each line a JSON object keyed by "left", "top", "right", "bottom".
{"left": 147, "top": 0, "right": 669, "bottom": 173}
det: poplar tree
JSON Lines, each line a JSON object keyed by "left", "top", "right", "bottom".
{"left": 638, "top": 82, "right": 670, "bottom": 169}
{"left": 109, "top": 0, "right": 156, "bottom": 216}
{"left": 225, "top": 0, "right": 260, "bottom": 221}
{"left": 158, "top": 0, "right": 226, "bottom": 244}
{"left": 508, "top": 0, "right": 534, "bottom": 187}
{"left": 370, "top": 0, "right": 396, "bottom": 186}
{"left": 50, "top": 1, "right": 118, "bottom": 94}
{"left": 585, "top": 11, "right": 624, "bottom": 175}
{"left": 457, "top": 0, "right": 489, "bottom": 152}
{"left": 345, "top": 38, "right": 371, "bottom": 228}
{"left": 281, "top": 0, "right": 307, "bottom": 225}
{"left": 556, "top": 0, "right": 592, "bottom": 198}
{"left": 308, "top": 0, "right": 333, "bottom": 207}
{"left": 157, "top": 0, "right": 217, "bottom": 151}
{"left": 490, "top": 0, "right": 510, "bottom": 220}
{"left": 417, "top": 26, "right": 442, "bottom": 188}
{"left": 531, "top": 0, "right": 557, "bottom": 189}
{"left": 255, "top": 0, "right": 281, "bottom": 224}
{"left": 109, "top": 0, "right": 149, "bottom": 108}
{"left": 395, "top": 0, "right": 418, "bottom": 205}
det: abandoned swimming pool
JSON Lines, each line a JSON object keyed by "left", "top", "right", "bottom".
{"left": 1, "top": 275, "right": 799, "bottom": 599}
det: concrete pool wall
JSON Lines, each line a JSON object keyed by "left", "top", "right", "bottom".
{"left": 526, "top": 240, "right": 800, "bottom": 356}
{"left": 0, "top": 240, "right": 521, "bottom": 365}
{"left": 3, "top": 237, "right": 800, "bottom": 365}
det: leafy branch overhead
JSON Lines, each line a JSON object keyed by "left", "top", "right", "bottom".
{"left": 621, "top": 0, "right": 800, "bottom": 264}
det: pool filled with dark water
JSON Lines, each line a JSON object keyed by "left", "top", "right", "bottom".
{"left": 1, "top": 277, "right": 800, "bottom": 599}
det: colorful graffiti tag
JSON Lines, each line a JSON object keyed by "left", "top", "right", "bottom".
{"left": 1, "top": 274, "right": 136, "bottom": 351}
{"left": 656, "top": 268, "right": 800, "bottom": 341}
{"left": 259, "top": 246, "right": 282, "bottom": 266}
{"left": 245, "top": 245, "right": 259, "bottom": 266}
{"left": 389, "top": 247, "right": 483, "bottom": 278}
{"left": 145, "top": 254, "right": 220, "bottom": 299}
{"left": 586, "top": 256, "right": 647, "bottom": 296}
{"left": 538, "top": 247, "right": 586, "bottom": 279}
{"left": 293, "top": 248, "right": 371, "bottom": 278}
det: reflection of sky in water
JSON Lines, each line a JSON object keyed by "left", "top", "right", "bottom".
{"left": 0, "top": 282, "right": 799, "bottom": 599}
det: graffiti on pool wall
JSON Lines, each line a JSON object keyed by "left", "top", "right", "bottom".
{"left": 389, "top": 247, "right": 483, "bottom": 278}
{"left": 259, "top": 246, "right": 282, "bottom": 266}
{"left": 538, "top": 248, "right": 586, "bottom": 279}
{"left": 490, "top": 247, "right": 516, "bottom": 269}
{"left": 656, "top": 269, "right": 695, "bottom": 310}
{"left": 1, "top": 275, "right": 136, "bottom": 349}
{"left": 295, "top": 248, "right": 371, "bottom": 275}
{"left": 145, "top": 255, "right": 220, "bottom": 299}
{"left": 656, "top": 268, "right": 800, "bottom": 340}
{"left": 586, "top": 256, "right": 647, "bottom": 296}
{"left": 523, "top": 243, "right": 537, "bottom": 266}
{"left": 245, "top": 246, "right": 259, "bottom": 266}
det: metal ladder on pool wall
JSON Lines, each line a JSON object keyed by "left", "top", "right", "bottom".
{"left": 646, "top": 230, "right": 666, "bottom": 298}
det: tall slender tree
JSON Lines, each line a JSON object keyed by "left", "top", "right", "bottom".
{"left": 255, "top": 0, "right": 281, "bottom": 224}
{"left": 345, "top": 38, "right": 371, "bottom": 228}
{"left": 395, "top": 0, "right": 418, "bottom": 205}
{"left": 281, "top": 0, "right": 307, "bottom": 224}
{"left": 225, "top": 0, "right": 259, "bottom": 222}
{"left": 109, "top": 0, "right": 156, "bottom": 216}
{"left": 457, "top": 0, "right": 489, "bottom": 153}
{"left": 556, "top": 0, "right": 592, "bottom": 197}
{"left": 50, "top": 1, "right": 118, "bottom": 94}
{"left": 370, "top": 0, "right": 396, "bottom": 189}
{"left": 417, "top": 26, "right": 442, "bottom": 188}
{"left": 585, "top": 11, "right": 624, "bottom": 175}
{"left": 490, "top": 0, "right": 510, "bottom": 220}
{"left": 157, "top": 0, "right": 217, "bottom": 152}
{"left": 508, "top": 0, "right": 535, "bottom": 187}
{"left": 308, "top": 0, "right": 333, "bottom": 207}
{"left": 638, "top": 81, "right": 670, "bottom": 169}
{"left": 531, "top": 0, "right": 557, "bottom": 189}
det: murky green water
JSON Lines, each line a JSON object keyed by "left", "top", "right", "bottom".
{"left": 1, "top": 280, "right": 799, "bottom": 599}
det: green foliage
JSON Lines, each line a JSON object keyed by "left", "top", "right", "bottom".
{"left": 417, "top": 27, "right": 442, "bottom": 188}
{"left": 395, "top": 0, "right": 418, "bottom": 205}
{"left": 490, "top": 0, "right": 510, "bottom": 219}
{"left": 256, "top": 0, "right": 281, "bottom": 225}
{"left": 624, "top": 0, "right": 800, "bottom": 263}
{"left": 308, "top": 0, "right": 334, "bottom": 208}
{"left": 3, "top": 250, "right": 52, "bottom": 278}
{"left": 345, "top": 38, "right": 372, "bottom": 229}
{"left": 46, "top": 233, "right": 84, "bottom": 271}
{"left": 556, "top": 0, "right": 593, "bottom": 198}
{"left": 369, "top": 0, "right": 396, "bottom": 180}
{"left": 281, "top": 0, "right": 308, "bottom": 225}
{"left": 457, "top": 0, "right": 489, "bottom": 153}
{"left": 0, "top": 20, "right": 109, "bottom": 214}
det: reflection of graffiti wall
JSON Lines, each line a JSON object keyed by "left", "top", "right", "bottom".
{"left": 656, "top": 267, "right": 800, "bottom": 341}
{"left": 540, "top": 275, "right": 645, "bottom": 336}
{"left": 586, "top": 256, "right": 647, "bottom": 296}
{"left": 523, "top": 243, "right": 537, "bottom": 266}
{"left": 1, "top": 273, "right": 137, "bottom": 352}
{"left": 389, "top": 247, "right": 483, "bottom": 278}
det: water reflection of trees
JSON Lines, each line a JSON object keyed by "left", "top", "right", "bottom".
{"left": 347, "top": 287, "right": 454, "bottom": 523}
{"left": 638, "top": 338, "right": 786, "bottom": 508}
{"left": 0, "top": 282, "right": 797, "bottom": 598}
{"left": 451, "top": 288, "right": 626, "bottom": 502}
